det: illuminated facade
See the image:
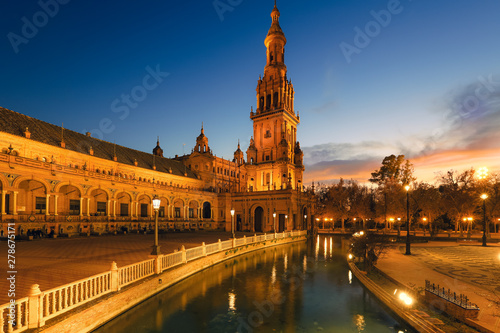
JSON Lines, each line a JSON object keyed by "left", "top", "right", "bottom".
{"left": 0, "top": 3, "right": 314, "bottom": 237}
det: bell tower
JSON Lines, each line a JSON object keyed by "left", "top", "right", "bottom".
{"left": 247, "top": 2, "right": 303, "bottom": 191}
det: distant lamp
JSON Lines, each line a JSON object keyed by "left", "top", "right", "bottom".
{"left": 231, "top": 209, "right": 235, "bottom": 239}
{"left": 481, "top": 194, "right": 488, "bottom": 247}
{"left": 151, "top": 195, "right": 161, "bottom": 255}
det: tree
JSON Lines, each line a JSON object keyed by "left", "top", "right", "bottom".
{"left": 438, "top": 169, "right": 478, "bottom": 235}
{"left": 369, "top": 155, "right": 416, "bottom": 186}
{"left": 350, "top": 232, "right": 390, "bottom": 272}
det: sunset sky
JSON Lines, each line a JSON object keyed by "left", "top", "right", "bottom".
{"left": 1, "top": 0, "right": 499, "bottom": 185}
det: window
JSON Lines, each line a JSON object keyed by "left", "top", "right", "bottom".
{"left": 265, "top": 130, "right": 271, "bottom": 138}
{"left": 97, "top": 202, "right": 107, "bottom": 216}
{"left": 175, "top": 207, "right": 181, "bottom": 218}
{"left": 69, "top": 200, "right": 80, "bottom": 215}
{"left": 35, "top": 197, "right": 46, "bottom": 214}
{"left": 120, "top": 204, "right": 128, "bottom": 216}
{"left": 189, "top": 208, "right": 194, "bottom": 218}
{"left": 159, "top": 206, "right": 165, "bottom": 218}
{"left": 266, "top": 155, "right": 270, "bottom": 161}
{"left": 141, "top": 204, "right": 148, "bottom": 217}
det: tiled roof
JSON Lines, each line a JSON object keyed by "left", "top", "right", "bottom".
{"left": 0, "top": 107, "right": 198, "bottom": 179}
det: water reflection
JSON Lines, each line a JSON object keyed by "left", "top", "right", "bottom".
{"left": 95, "top": 236, "right": 414, "bottom": 333}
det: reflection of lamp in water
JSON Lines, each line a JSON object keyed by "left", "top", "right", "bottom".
{"left": 271, "top": 265, "right": 276, "bottom": 284}
{"left": 348, "top": 270, "right": 352, "bottom": 284}
{"left": 228, "top": 292, "right": 236, "bottom": 312}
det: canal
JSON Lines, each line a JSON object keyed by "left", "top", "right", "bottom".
{"left": 94, "top": 235, "right": 415, "bottom": 332}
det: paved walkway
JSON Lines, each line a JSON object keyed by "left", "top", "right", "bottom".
{"left": 377, "top": 241, "right": 500, "bottom": 332}
{"left": 0, "top": 231, "right": 240, "bottom": 305}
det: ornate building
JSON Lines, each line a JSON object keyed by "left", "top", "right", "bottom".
{"left": 0, "top": 3, "right": 314, "bottom": 237}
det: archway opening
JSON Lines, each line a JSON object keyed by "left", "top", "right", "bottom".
{"left": 255, "top": 206, "right": 264, "bottom": 232}
{"left": 203, "top": 202, "right": 211, "bottom": 219}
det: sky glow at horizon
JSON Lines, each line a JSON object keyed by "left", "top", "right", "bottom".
{"left": 1, "top": 0, "right": 499, "bottom": 185}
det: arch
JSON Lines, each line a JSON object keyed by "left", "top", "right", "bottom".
{"left": 202, "top": 201, "right": 212, "bottom": 219}
{"left": 0, "top": 173, "right": 8, "bottom": 189}
{"left": 273, "top": 92, "right": 279, "bottom": 108}
{"left": 13, "top": 176, "right": 50, "bottom": 191}
{"left": 137, "top": 194, "right": 151, "bottom": 218}
{"left": 254, "top": 206, "right": 264, "bottom": 232}
{"left": 90, "top": 188, "right": 108, "bottom": 217}
{"left": 54, "top": 182, "right": 83, "bottom": 196}
{"left": 173, "top": 198, "right": 184, "bottom": 219}
{"left": 59, "top": 184, "right": 82, "bottom": 216}
{"left": 18, "top": 179, "right": 48, "bottom": 216}
{"left": 266, "top": 94, "right": 271, "bottom": 109}
{"left": 188, "top": 200, "right": 199, "bottom": 219}
{"left": 116, "top": 192, "right": 132, "bottom": 217}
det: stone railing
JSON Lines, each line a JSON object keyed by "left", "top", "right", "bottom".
{"left": 0, "top": 230, "right": 307, "bottom": 333}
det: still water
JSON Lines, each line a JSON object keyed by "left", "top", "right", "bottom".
{"left": 95, "top": 236, "right": 415, "bottom": 332}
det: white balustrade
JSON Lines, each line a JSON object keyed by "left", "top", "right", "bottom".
{"left": 0, "top": 230, "right": 306, "bottom": 331}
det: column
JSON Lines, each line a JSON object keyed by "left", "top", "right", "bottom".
{"left": 79, "top": 198, "right": 83, "bottom": 217}
{"left": 46, "top": 194, "right": 50, "bottom": 216}
{"left": 135, "top": 202, "right": 139, "bottom": 218}
{"left": 1, "top": 190, "right": 6, "bottom": 215}
{"left": 13, "top": 191, "right": 18, "bottom": 215}
{"left": 86, "top": 198, "right": 90, "bottom": 217}
{"left": 54, "top": 195, "right": 58, "bottom": 216}
{"left": 113, "top": 200, "right": 117, "bottom": 218}
{"left": 107, "top": 200, "right": 111, "bottom": 218}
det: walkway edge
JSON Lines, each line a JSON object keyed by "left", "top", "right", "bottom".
{"left": 348, "top": 262, "right": 446, "bottom": 333}
{"left": 39, "top": 236, "right": 307, "bottom": 333}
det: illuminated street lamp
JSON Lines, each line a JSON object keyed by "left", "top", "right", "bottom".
{"left": 304, "top": 214, "right": 307, "bottom": 230}
{"left": 285, "top": 214, "right": 288, "bottom": 231}
{"left": 273, "top": 210, "right": 277, "bottom": 234}
{"left": 231, "top": 208, "right": 235, "bottom": 239}
{"left": 477, "top": 167, "right": 489, "bottom": 180}
{"left": 405, "top": 185, "right": 411, "bottom": 255}
{"left": 481, "top": 194, "right": 488, "bottom": 247}
{"left": 151, "top": 195, "right": 161, "bottom": 256}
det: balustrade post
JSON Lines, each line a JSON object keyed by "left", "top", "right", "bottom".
{"left": 110, "top": 261, "right": 120, "bottom": 292}
{"left": 232, "top": 238, "right": 236, "bottom": 248}
{"left": 202, "top": 242, "right": 207, "bottom": 256}
{"left": 181, "top": 245, "right": 187, "bottom": 263}
{"left": 243, "top": 235, "right": 246, "bottom": 245}
{"left": 218, "top": 239, "right": 222, "bottom": 251}
{"left": 154, "top": 255, "right": 162, "bottom": 275}
{"left": 27, "top": 284, "right": 45, "bottom": 329}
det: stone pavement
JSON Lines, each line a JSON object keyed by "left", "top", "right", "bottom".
{"left": 0, "top": 231, "right": 240, "bottom": 305}
{"left": 377, "top": 241, "right": 500, "bottom": 333}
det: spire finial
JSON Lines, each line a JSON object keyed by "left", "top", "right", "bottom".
{"left": 201, "top": 122, "right": 204, "bottom": 134}
{"left": 157, "top": 136, "right": 160, "bottom": 145}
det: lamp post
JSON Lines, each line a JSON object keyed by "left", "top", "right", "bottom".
{"left": 304, "top": 214, "right": 307, "bottom": 230}
{"left": 405, "top": 185, "right": 411, "bottom": 255}
{"left": 285, "top": 214, "right": 288, "bottom": 231}
{"left": 151, "top": 195, "right": 161, "bottom": 256}
{"left": 273, "top": 210, "right": 277, "bottom": 234}
{"left": 481, "top": 194, "right": 488, "bottom": 247}
{"left": 231, "top": 208, "right": 235, "bottom": 239}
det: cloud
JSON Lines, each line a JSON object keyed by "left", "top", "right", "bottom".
{"left": 302, "top": 75, "right": 500, "bottom": 185}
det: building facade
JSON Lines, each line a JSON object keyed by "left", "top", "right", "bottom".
{"left": 0, "top": 3, "right": 314, "bottom": 237}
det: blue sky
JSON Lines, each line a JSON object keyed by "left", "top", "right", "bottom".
{"left": 1, "top": 0, "right": 499, "bottom": 184}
